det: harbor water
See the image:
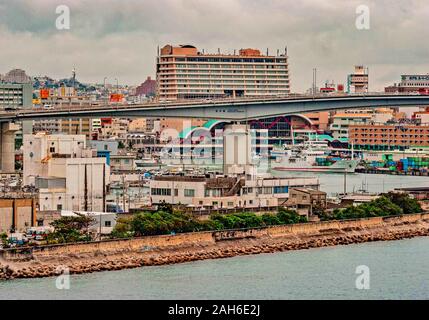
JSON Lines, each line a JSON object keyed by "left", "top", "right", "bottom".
{"left": 1, "top": 236, "right": 429, "bottom": 299}
{"left": 2, "top": 172, "right": 428, "bottom": 299}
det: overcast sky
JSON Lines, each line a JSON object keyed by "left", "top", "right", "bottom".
{"left": 0, "top": 0, "right": 428, "bottom": 92}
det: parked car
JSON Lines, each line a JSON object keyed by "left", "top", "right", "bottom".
{"left": 8, "top": 233, "right": 29, "bottom": 246}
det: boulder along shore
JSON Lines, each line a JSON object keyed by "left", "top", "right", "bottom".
{"left": 1, "top": 214, "right": 429, "bottom": 280}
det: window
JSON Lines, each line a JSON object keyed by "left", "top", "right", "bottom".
{"left": 184, "top": 189, "right": 195, "bottom": 197}
{"left": 57, "top": 204, "right": 62, "bottom": 210}
{"left": 274, "top": 186, "right": 289, "bottom": 194}
{"left": 50, "top": 147, "right": 55, "bottom": 153}
{"left": 104, "top": 221, "right": 111, "bottom": 227}
{"left": 227, "top": 202, "right": 234, "bottom": 207}
{"left": 151, "top": 188, "right": 171, "bottom": 196}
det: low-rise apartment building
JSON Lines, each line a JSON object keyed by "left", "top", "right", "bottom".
{"left": 349, "top": 124, "right": 429, "bottom": 150}
{"left": 0, "top": 82, "right": 32, "bottom": 109}
{"left": 149, "top": 174, "right": 319, "bottom": 210}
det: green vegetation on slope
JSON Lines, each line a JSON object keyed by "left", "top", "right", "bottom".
{"left": 112, "top": 208, "right": 306, "bottom": 238}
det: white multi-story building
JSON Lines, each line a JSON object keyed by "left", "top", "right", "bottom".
{"left": 23, "top": 133, "right": 110, "bottom": 212}
{"left": 330, "top": 113, "right": 373, "bottom": 140}
{"left": 149, "top": 174, "right": 319, "bottom": 209}
{"left": 347, "top": 65, "right": 368, "bottom": 93}
{"left": 157, "top": 44, "right": 290, "bottom": 101}
{"left": 0, "top": 83, "right": 33, "bottom": 109}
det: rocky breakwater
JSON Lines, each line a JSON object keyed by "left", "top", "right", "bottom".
{"left": 1, "top": 213, "right": 429, "bottom": 280}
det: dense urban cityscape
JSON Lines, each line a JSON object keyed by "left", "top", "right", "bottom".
{"left": 1, "top": 0, "right": 429, "bottom": 305}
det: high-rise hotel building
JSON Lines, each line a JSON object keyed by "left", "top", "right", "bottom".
{"left": 156, "top": 45, "right": 290, "bottom": 101}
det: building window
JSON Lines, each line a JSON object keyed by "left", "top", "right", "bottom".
{"left": 184, "top": 189, "right": 195, "bottom": 197}
{"left": 104, "top": 221, "right": 111, "bottom": 227}
{"left": 57, "top": 204, "right": 62, "bottom": 210}
{"left": 274, "top": 186, "right": 289, "bottom": 194}
{"left": 151, "top": 188, "right": 171, "bottom": 196}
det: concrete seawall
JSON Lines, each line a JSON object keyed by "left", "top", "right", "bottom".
{"left": 1, "top": 213, "right": 429, "bottom": 279}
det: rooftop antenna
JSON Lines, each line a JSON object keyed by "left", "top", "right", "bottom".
{"left": 218, "top": 48, "right": 220, "bottom": 54}
{"left": 234, "top": 49, "right": 236, "bottom": 55}
{"left": 277, "top": 49, "right": 279, "bottom": 56}
{"left": 266, "top": 48, "right": 269, "bottom": 56}
{"left": 285, "top": 46, "right": 288, "bottom": 56}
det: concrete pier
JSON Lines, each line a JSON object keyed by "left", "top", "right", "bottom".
{"left": 0, "top": 122, "right": 19, "bottom": 172}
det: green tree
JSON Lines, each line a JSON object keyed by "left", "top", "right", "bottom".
{"left": 333, "top": 196, "right": 403, "bottom": 220}
{"left": 110, "top": 217, "right": 133, "bottom": 238}
{"left": 277, "top": 208, "right": 307, "bottom": 224}
{"left": 47, "top": 215, "right": 94, "bottom": 243}
{"left": 384, "top": 192, "right": 422, "bottom": 214}
{"left": 261, "top": 213, "right": 282, "bottom": 226}
{"left": 0, "top": 232, "right": 8, "bottom": 246}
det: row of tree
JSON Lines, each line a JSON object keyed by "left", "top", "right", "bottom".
{"left": 44, "top": 192, "right": 422, "bottom": 243}
{"left": 317, "top": 192, "right": 422, "bottom": 221}
{"left": 111, "top": 208, "right": 307, "bottom": 238}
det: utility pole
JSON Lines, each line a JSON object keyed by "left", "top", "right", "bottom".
{"left": 343, "top": 170, "right": 347, "bottom": 195}
{"left": 122, "top": 174, "right": 126, "bottom": 213}
{"left": 84, "top": 164, "right": 88, "bottom": 211}
{"left": 312, "top": 68, "right": 318, "bottom": 96}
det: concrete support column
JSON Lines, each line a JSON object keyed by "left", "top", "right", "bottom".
{"left": 0, "top": 122, "right": 19, "bottom": 173}
{"left": 21, "top": 120, "right": 33, "bottom": 135}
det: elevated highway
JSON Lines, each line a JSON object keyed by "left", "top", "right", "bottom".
{"left": 1, "top": 93, "right": 429, "bottom": 122}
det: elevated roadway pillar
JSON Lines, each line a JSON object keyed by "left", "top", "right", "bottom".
{"left": 0, "top": 122, "right": 19, "bottom": 172}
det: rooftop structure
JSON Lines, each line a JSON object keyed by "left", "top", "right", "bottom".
{"left": 385, "top": 74, "right": 429, "bottom": 93}
{"left": 347, "top": 65, "right": 368, "bottom": 93}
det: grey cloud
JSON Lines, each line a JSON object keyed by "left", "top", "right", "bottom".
{"left": 0, "top": 0, "right": 427, "bottom": 91}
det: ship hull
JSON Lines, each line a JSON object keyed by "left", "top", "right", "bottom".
{"left": 272, "top": 160, "right": 359, "bottom": 173}
{"left": 272, "top": 166, "right": 354, "bottom": 173}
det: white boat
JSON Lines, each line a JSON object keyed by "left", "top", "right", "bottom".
{"left": 271, "top": 139, "right": 330, "bottom": 158}
{"left": 135, "top": 158, "right": 159, "bottom": 168}
{"left": 272, "top": 149, "right": 358, "bottom": 173}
